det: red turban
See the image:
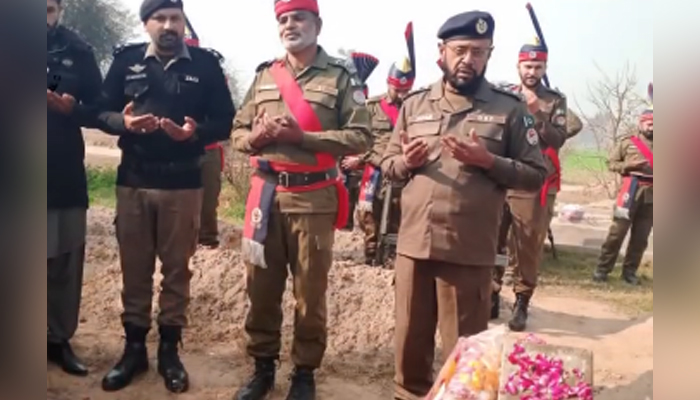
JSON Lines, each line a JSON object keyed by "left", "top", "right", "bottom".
{"left": 274, "top": 0, "right": 319, "bottom": 19}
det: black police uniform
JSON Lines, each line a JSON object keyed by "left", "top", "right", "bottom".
{"left": 96, "top": 41, "right": 235, "bottom": 393}
{"left": 47, "top": 24, "right": 103, "bottom": 377}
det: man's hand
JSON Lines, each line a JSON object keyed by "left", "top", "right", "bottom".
{"left": 341, "top": 155, "right": 362, "bottom": 170}
{"left": 123, "top": 102, "right": 159, "bottom": 134}
{"left": 161, "top": 116, "right": 197, "bottom": 141}
{"left": 47, "top": 89, "right": 76, "bottom": 115}
{"left": 441, "top": 129, "right": 495, "bottom": 169}
{"left": 524, "top": 92, "right": 540, "bottom": 115}
{"left": 400, "top": 130, "right": 429, "bottom": 170}
{"left": 275, "top": 115, "right": 304, "bottom": 144}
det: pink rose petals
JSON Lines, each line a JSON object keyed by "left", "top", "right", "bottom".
{"left": 501, "top": 340, "right": 593, "bottom": 400}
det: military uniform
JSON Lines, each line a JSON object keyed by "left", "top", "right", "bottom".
{"left": 47, "top": 19, "right": 103, "bottom": 377}
{"left": 594, "top": 127, "right": 653, "bottom": 283}
{"left": 95, "top": 0, "right": 235, "bottom": 392}
{"left": 232, "top": 2, "right": 371, "bottom": 398}
{"left": 382, "top": 12, "right": 548, "bottom": 400}
{"left": 490, "top": 40, "right": 583, "bottom": 331}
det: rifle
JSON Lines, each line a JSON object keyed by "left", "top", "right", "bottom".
{"left": 525, "top": 2, "right": 557, "bottom": 259}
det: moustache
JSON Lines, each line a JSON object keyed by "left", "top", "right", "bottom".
{"left": 159, "top": 31, "right": 179, "bottom": 39}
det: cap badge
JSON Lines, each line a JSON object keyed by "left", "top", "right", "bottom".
{"left": 476, "top": 18, "right": 488, "bottom": 35}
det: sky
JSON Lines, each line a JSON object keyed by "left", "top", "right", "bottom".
{"left": 119, "top": 0, "right": 653, "bottom": 114}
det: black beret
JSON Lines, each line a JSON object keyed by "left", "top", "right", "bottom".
{"left": 437, "top": 11, "right": 495, "bottom": 41}
{"left": 140, "top": 0, "right": 183, "bottom": 22}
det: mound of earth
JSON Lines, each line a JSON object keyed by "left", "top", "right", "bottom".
{"left": 47, "top": 207, "right": 653, "bottom": 400}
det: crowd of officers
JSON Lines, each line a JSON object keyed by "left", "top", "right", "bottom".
{"left": 47, "top": 0, "right": 654, "bottom": 399}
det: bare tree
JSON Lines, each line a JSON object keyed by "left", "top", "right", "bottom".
{"left": 575, "top": 62, "right": 646, "bottom": 198}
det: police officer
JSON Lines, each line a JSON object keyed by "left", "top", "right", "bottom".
{"left": 94, "top": 0, "right": 235, "bottom": 393}
{"left": 355, "top": 28, "right": 416, "bottom": 266}
{"left": 231, "top": 1, "right": 372, "bottom": 398}
{"left": 594, "top": 104, "right": 653, "bottom": 285}
{"left": 47, "top": 0, "right": 103, "bottom": 377}
{"left": 380, "top": 11, "right": 547, "bottom": 399}
{"left": 491, "top": 39, "right": 583, "bottom": 331}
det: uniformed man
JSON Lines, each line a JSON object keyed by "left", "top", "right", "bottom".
{"left": 231, "top": 1, "right": 372, "bottom": 399}
{"left": 355, "top": 24, "right": 416, "bottom": 266}
{"left": 94, "top": 0, "right": 235, "bottom": 393}
{"left": 340, "top": 52, "right": 379, "bottom": 231}
{"left": 490, "top": 39, "right": 583, "bottom": 331}
{"left": 593, "top": 103, "right": 653, "bottom": 285}
{"left": 380, "top": 11, "right": 548, "bottom": 400}
{"left": 183, "top": 19, "right": 225, "bottom": 248}
{"left": 46, "top": 0, "right": 103, "bottom": 377}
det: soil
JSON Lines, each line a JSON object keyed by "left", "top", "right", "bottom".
{"left": 47, "top": 207, "right": 653, "bottom": 400}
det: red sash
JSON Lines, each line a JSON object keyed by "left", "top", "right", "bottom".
{"left": 630, "top": 136, "right": 653, "bottom": 168}
{"left": 242, "top": 61, "right": 348, "bottom": 266}
{"left": 540, "top": 147, "right": 561, "bottom": 206}
{"left": 205, "top": 143, "right": 224, "bottom": 171}
{"left": 357, "top": 99, "right": 398, "bottom": 210}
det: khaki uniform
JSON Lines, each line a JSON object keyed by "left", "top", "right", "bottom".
{"left": 596, "top": 134, "right": 653, "bottom": 276}
{"left": 494, "top": 86, "right": 577, "bottom": 296}
{"left": 356, "top": 94, "right": 401, "bottom": 261}
{"left": 232, "top": 47, "right": 372, "bottom": 368}
{"left": 199, "top": 145, "right": 223, "bottom": 245}
{"left": 381, "top": 80, "right": 548, "bottom": 399}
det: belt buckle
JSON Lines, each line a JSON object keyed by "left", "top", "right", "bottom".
{"left": 278, "top": 171, "right": 290, "bottom": 187}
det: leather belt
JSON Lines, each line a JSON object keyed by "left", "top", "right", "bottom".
{"left": 259, "top": 168, "right": 339, "bottom": 188}
{"left": 122, "top": 155, "right": 201, "bottom": 174}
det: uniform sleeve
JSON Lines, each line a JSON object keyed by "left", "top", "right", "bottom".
{"left": 231, "top": 75, "right": 259, "bottom": 154}
{"left": 193, "top": 58, "right": 235, "bottom": 145}
{"left": 380, "top": 104, "right": 411, "bottom": 181}
{"left": 94, "top": 56, "right": 130, "bottom": 136}
{"left": 362, "top": 103, "right": 394, "bottom": 167}
{"left": 486, "top": 103, "right": 548, "bottom": 190}
{"left": 532, "top": 94, "right": 567, "bottom": 149}
{"left": 72, "top": 48, "right": 103, "bottom": 128}
{"left": 607, "top": 140, "right": 627, "bottom": 174}
{"left": 566, "top": 107, "right": 584, "bottom": 139}
{"left": 299, "top": 72, "right": 372, "bottom": 156}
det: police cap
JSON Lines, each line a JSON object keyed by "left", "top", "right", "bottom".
{"left": 140, "top": 0, "right": 184, "bottom": 22}
{"left": 437, "top": 11, "right": 495, "bottom": 42}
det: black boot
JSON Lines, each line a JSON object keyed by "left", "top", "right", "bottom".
{"left": 621, "top": 272, "right": 640, "bottom": 286}
{"left": 48, "top": 340, "right": 88, "bottom": 376}
{"left": 508, "top": 294, "right": 531, "bottom": 332}
{"left": 101, "top": 323, "right": 149, "bottom": 392}
{"left": 158, "top": 325, "right": 189, "bottom": 393}
{"left": 592, "top": 270, "right": 609, "bottom": 282}
{"left": 490, "top": 291, "right": 500, "bottom": 320}
{"left": 234, "top": 357, "right": 277, "bottom": 400}
{"left": 285, "top": 367, "right": 316, "bottom": 400}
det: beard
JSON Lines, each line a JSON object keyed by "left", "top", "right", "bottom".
{"left": 642, "top": 129, "right": 653, "bottom": 140}
{"left": 156, "top": 30, "right": 183, "bottom": 53}
{"left": 281, "top": 29, "right": 317, "bottom": 53}
{"left": 440, "top": 60, "right": 486, "bottom": 96}
{"left": 520, "top": 75, "right": 542, "bottom": 89}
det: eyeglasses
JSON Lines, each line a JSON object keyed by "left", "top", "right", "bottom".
{"left": 445, "top": 44, "right": 493, "bottom": 60}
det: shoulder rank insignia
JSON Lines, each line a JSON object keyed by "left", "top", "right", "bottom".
{"left": 203, "top": 47, "right": 224, "bottom": 63}
{"left": 112, "top": 42, "right": 146, "bottom": 57}
{"left": 255, "top": 59, "right": 275, "bottom": 73}
{"left": 492, "top": 83, "right": 524, "bottom": 102}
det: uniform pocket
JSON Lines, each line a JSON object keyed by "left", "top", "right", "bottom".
{"left": 124, "top": 80, "right": 149, "bottom": 100}
{"left": 303, "top": 84, "right": 339, "bottom": 109}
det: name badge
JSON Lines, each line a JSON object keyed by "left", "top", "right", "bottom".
{"left": 466, "top": 113, "right": 507, "bottom": 124}
{"left": 126, "top": 73, "right": 147, "bottom": 81}
{"left": 184, "top": 75, "right": 199, "bottom": 83}
{"left": 411, "top": 114, "right": 438, "bottom": 123}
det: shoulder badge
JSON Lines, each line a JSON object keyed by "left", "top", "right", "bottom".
{"left": 201, "top": 47, "right": 225, "bottom": 63}
{"left": 255, "top": 59, "right": 275, "bottom": 73}
{"left": 112, "top": 42, "right": 147, "bottom": 57}
{"left": 492, "top": 83, "right": 524, "bottom": 102}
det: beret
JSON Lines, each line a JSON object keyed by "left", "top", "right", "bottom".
{"left": 274, "top": 0, "right": 319, "bottom": 19}
{"left": 140, "top": 0, "right": 183, "bottom": 22}
{"left": 437, "top": 11, "right": 495, "bottom": 41}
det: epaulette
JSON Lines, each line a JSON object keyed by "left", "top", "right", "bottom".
{"left": 203, "top": 47, "right": 224, "bottom": 62}
{"left": 403, "top": 86, "right": 430, "bottom": 101}
{"left": 112, "top": 42, "right": 147, "bottom": 57}
{"left": 255, "top": 59, "right": 275, "bottom": 73}
{"left": 189, "top": 46, "right": 225, "bottom": 63}
{"left": 59, "top": 27, "right": 93, "bottom": 52}
{"left": 366, "top": 94, "right": 384, "bottom": 104}
{"left": 545, "top": 85, "right": 566, "bottom": 98}
{"left": 329, "top": 56, "right": 357, "bottom": 74}
{"left": 492, "top": 83, "right": 525, "bottom": 102}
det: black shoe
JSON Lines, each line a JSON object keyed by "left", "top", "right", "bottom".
{"left": 285, "top": 367, "right": 316, "bottom": 400}
{"left": 490, "top": 292, "right": 500, "bottom": 320}
{"left": 592, "top": 271, "right": 609, "bottom": 283}
{"left": 48, "top": 340, "right": 88, "bottom": 376}
{"left": 101, "top": 323, "right": 150, "bottom": 392}
{"left": 157, "top": 325, "right": 189, "bottom": 393}
{"left": 234, "top": 357, "right": 277, "bottom": 400}
{"left": 508, "top": 294, "right": 530, "bottom": 332}
{"left": 622, "top": 273, "right": 640, "bottom": 286}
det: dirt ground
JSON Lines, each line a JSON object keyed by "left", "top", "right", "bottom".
{"left": 46, "top": 207, "right": 653, "bottom": 400}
